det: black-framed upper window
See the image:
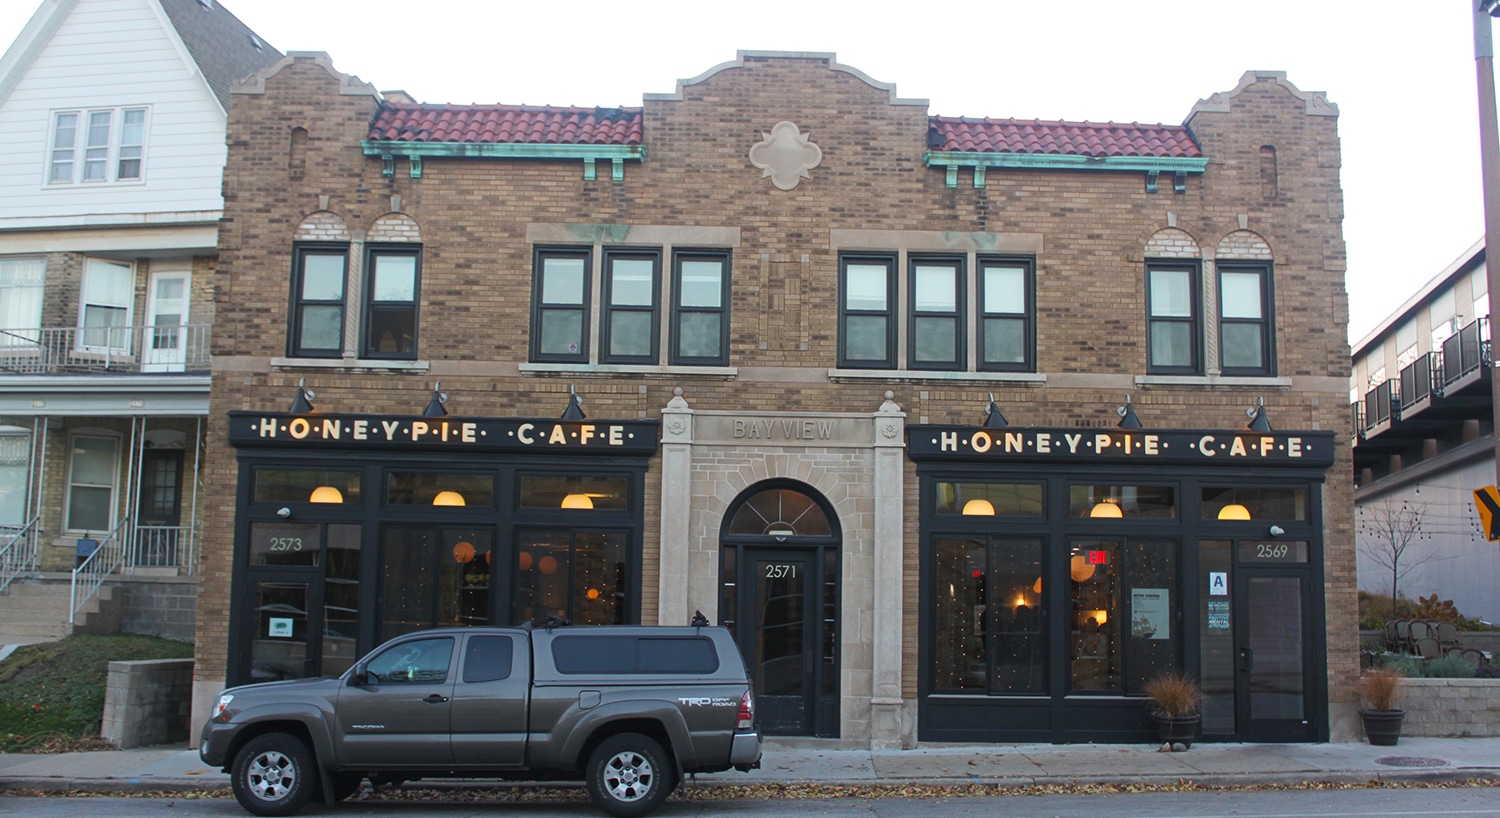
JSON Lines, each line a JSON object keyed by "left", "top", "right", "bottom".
{"left": 1218, "top": 263, "right": 1274, "bottom": 376}
{"left": 289, "top": 243, "right": 348, "bottom": 358}
{"left": 909, "top": 256, "right": 964, "bottom": 370}
{"left": 978, "top": 257, "right": 1034, "bottom": 371}
{"left": 602, "top": 251, "right": 659, "bottom": 364}
{"left": 671, "top": 250, "right": 730, "bottom": 366}
{"left": 361, "top": 246, "right": 421, "bottom": 359}
{"left": 1147, "top": 263, "right": 1200, "bottom": 374}
{"left": 531, "top": 248, "right": 591, "bottom": 362}
{"left": 838, "top": 254, "right": 895, "bottom": 368}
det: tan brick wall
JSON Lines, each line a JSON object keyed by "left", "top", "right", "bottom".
{"left": 205, "top": 55, "right": 1353, "bottom": 729}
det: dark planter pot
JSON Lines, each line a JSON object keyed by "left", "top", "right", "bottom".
{"left": 1154, "top": 714, "right": 1200, "bottom": 748}
{"left": 1360, "top": 708, "right": 1405, "bottom": 746}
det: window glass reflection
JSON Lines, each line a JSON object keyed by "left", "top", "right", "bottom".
{"left": 386, "top": 472, "right": 494, "bottom": 507}
{"left": 519, "top": 475, "right": 628, "bottom": 511}
{"left": 1069, "top": 484, "right": 1176, "bottom": 518}
{"left": 935, "top": 482, "right": 1043, "bottom": 516}
{"left": 254, "top": 469, "right": 361, "bottom": 505}
{"left": 1201, "top": 486, "right": 1307, "bottom": 521}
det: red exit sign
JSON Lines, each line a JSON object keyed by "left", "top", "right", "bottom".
{"left": 1087, "top": 550, "right": 1109, "bottom": 565}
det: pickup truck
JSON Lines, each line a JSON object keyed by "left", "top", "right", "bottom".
{"left": 200, "top": 624, "right": 762, "bottom": 817}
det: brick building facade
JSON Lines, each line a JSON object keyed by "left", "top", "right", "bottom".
{"left": 195, "top": 51, "right": 1355, "bottom": 746}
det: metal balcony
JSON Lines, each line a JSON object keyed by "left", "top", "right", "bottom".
{"left": 0, "top": 324, "right": 211, "bottom": 375}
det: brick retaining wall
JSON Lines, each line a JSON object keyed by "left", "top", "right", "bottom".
{"left": 1398, "top": 679, "right": 1500, "bottom": 738}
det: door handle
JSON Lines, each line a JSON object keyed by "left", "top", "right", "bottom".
{"left": 1239, "top": 648, "right": 1254, "bottom": 672}
{"left": 422, "top": 694, "right": 449, "bottom": 704}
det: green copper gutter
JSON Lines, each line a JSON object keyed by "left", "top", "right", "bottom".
{"left": 925, "top": 150, "right": 1208, "bottom": 191}
{"left": 362, "top": 140, "right": 646, "bottom": 180}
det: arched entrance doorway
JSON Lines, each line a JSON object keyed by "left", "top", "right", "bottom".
{"left": 719, "top": 480, "right": 840, "bottom": 737}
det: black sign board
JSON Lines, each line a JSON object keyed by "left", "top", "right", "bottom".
{"left": 228, "top": 411, "right": 660, "bottom": 457}
{"left": 907, "top": 425, "right": 1336, "bottom": 468}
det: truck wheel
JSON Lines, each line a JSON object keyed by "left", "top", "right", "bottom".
{"left": 585, "top": 733, "right": 675, "bottom": 817}
{"left": 231, "top": 732, "right": 316, "bottom": 817}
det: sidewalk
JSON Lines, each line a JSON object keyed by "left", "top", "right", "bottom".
{"left": 2, "top": 737, "right": 1500, "bottom": 795}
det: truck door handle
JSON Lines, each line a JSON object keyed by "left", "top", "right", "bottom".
{"left": 422, "top": 694, "right": 449, "bottom": 704}
{"left": 1239, "top": 648, "right": 1254, "bottom": 672}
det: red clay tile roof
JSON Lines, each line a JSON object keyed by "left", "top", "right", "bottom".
{"left": 369, "top": 103, "right": 642, "bottom": 145}
{"left": 929, "top": 116, "right": 1200, "bottom": 158}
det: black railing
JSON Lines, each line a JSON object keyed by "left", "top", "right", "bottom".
{"left": 1398, "top": 353, "right": 1435, "bottom": 407}
{"left": 1441, "top": 317, "right": 1490, "bottom": 388}
{"left": 1364, "top": 379, "right": 1395, "bottom": 431}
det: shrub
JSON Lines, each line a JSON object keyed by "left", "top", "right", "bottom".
{"left": 1143, "top": 670, "right": 1202, "bottom": 718}
{"left": 1422, "top": 655, "right": 1478, "bottom": 678}
{"left": 1476, "top": 662, "right": 1500, "bottom": 679}
{"left": 1378, "top": 653, "right": 1422, "bottom": 678}
{"left": 1359, "top": 666, "right": 1404, "bottom": 711}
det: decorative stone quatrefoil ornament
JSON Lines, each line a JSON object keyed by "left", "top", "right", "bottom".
{"left": 748, "top": 121, "right": 822, "bottom": 190}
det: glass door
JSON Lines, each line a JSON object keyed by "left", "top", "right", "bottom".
{"left": 142, "top": 268, "right": 190, "bottom": 371}
{"left": 745, "top": 549, "right": 817, "bottom": 735}
{"left": 1234, "top": 567, "right": 1315, "bottom": 741}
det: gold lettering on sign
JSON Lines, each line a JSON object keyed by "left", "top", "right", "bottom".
{"left": 321, "top": 419, "right": 340, "bottom": 440}
{"left": 971, "top": 432, "right": 992, "bottom": 453}
{"left": 1199, "top": 435, "right": 1216, "bottom": 456}
{"left": 462, "top": 423, "right": 477, "bottom": 443}
{"left": 353, "top": 420, "right": 369, "bottom": 440}
{"left": 259, "top": 419, "right": 277, "bottom": 438}
{"left": 609, "top": 426, "right": 624, "bottom": 446}
{"left": 548, "top": 425, "right": 567, "bottom": 444}
{"left": 1036, "top": 433, "right": 1051, "bottom": 453}
{"left": 1005, "top": 432, "right": 1024, "bottom": 453}
{"left": 518, "top": 423, "right": 535, "bottom": 444}
{"left": 289, "top": 418, "right": 311, "bottom": 440}
{"left": 381, "top": 420, "right": 400, "bottom": 440}
{"left": 1229, "top": 437, "right": 1247, "bottom": 457}
{"left": 580, "top": 424, "right": 595, "bottom": 444}
{"left": 1144, "top": 435, "right": 1159, "bottom": 455}
{"left": 1288, "top": 437, "right": 1302, "bottom": 457}
{"left": 940, "top": 432, "right": 958, "bottom": 451}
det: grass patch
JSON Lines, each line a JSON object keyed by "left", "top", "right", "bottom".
{"left": 0, "top": 633, "right": 192, "bottom": 753}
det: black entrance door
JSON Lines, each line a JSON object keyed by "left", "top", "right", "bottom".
{"left": 1233, "top": 565, "right": 1315, "bottom": 742}
{"left": 136, "top": 450, "right": 183, "bottom": 567}
{"left": 741, "top": 549, "right": 820, "bottom": 735}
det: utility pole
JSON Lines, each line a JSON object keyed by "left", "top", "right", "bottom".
{"left": 1475, "top": 1, "right": 1500, "bottom": 484}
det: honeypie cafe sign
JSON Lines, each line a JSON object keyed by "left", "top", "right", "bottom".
{"left": 227, "top": 411, "right": 660, "bottom": 456}
{"left": 907, "top": 425, "right": 1336, "bottom": 468}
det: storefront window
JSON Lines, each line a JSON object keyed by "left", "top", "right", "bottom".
{"left": 254, "top": 469, "right": 361, "bottom": 504}
{"left": 386, "top": 472, "right": 494, "bottom": 507}
{"left": 250, "top": 581, "right": 308, "bottom": 682}
{"left": 1199, "top": 540, "right": 1234, "bottom": 733}
{"left": 1201, "top": 486, "right": 1306, "bottom": 521}
{"left": 378, "top": 524, "right": 492, "bottom": 642}
{"left": 1123, "top": 539, "right": 1179, "bottom": 691}
{"left": 933, "top": 536, "right": 1044, "bottom": 693}
{"left": 935, "top": 482, "right": 1043, "bottom": 516}
{"left": 519, "top": 475, "right": 629, "bottom": 511}
{"left": 514, "top": 529, "right": 627, "bottom": 626}
{"left": 1070, "top": 540, "right": 1119, "bottom": 691}
{"left": 321, "top": 524, "right": 361, "bottom": 677}
{"left": 1069, "top": 484, "right": 1176, "bottom": 518}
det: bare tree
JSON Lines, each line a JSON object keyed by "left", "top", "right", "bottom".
{"left": 1357, "top": 499, "right": 1434, "bottom": 614}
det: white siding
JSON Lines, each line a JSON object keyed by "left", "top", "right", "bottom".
{"left": 0, "top": 0, "right": 227, "bottom": 224}
{"left": 1356, "top": 457, "right": 1500, "bottom": 624}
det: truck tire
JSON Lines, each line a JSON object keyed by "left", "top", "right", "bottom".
{"left": 585, "top": 732, "right": 675, "bottom": 817}
{"left": 231, "top": 732, "right": 317, "bottom": 817}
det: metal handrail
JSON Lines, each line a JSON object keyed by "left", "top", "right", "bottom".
{"left": 71, "top": 517, "right": 128, "bottom": 623}
{"left": 0, "top": 324, "right": 211, "bottom": 375}
{"left": 0, "top": 517, "right": 39, "bottom": 595}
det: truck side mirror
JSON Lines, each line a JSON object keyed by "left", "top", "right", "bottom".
{"left": 350, "top": 664, "right": 370, "bottom": 687}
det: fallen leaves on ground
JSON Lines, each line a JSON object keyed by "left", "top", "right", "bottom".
{"left": 3, "top": 777, "right": 1500, "bottom": 802}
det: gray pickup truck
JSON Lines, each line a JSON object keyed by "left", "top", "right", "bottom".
{"left": 200, "top": 625, "right": 762, "bottom": 818}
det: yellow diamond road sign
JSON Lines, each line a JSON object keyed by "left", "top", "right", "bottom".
{"left": 1476, "top": 486, "right": 1500, "bottom": 542}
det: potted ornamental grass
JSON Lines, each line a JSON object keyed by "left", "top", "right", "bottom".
{"left": 1144, "top": 670, "right": 1203, "bottom": 749}
{"left": 1358, "top": 666, "right": 1405, "bottom": 746}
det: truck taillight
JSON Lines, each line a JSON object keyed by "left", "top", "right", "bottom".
{"left": 736, "top": 690, "right": 755, "bottom": 731}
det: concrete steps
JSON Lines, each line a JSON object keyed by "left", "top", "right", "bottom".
{"left": 0, "top": 576, "right": 121, "bottom": 641}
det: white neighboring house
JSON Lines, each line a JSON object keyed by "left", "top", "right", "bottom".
{"left": 0, "top": 0, "right": 279, "bottom": 639}
{"left": 1351, "top": 238, "right": 1500, "bottom": 623}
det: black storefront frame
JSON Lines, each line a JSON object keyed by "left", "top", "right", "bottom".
{"left": 225, "top": 424, "right": 653, "bottom": 688}
{"left": 914, "top": 460, "right": 1328, "bottom": 745}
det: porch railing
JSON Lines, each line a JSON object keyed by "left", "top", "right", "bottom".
{"left": 0, "top": 517, "right": 39, "bottom": 595}
{"left": 71, "top": 517, "right": 128, "bottom": 624}
{"left": 0, "top": 324, "right": 211, "bottom": 375}
{"left": 131, "top": 525, "right": 196, "bottom": 574}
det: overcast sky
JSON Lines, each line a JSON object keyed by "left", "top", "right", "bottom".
{"left": 0, "top": 1, "right": 1490, "bottom": 344}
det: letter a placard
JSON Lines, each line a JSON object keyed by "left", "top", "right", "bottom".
{"left": 1475, "top": 486, "right": 1500, "bottom": 542}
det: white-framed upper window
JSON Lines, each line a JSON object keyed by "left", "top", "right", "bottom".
{"left": 0, "top": 258, "right": 45, "bottom": 347}
{"left": 48, "top": 107, "right": 148, "bottom": 186}
{"left": 80, "top": 258, "right": 134, "bottom": 352}
{"left": 65, "top": 430, "right": 119, "bottom": 534}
